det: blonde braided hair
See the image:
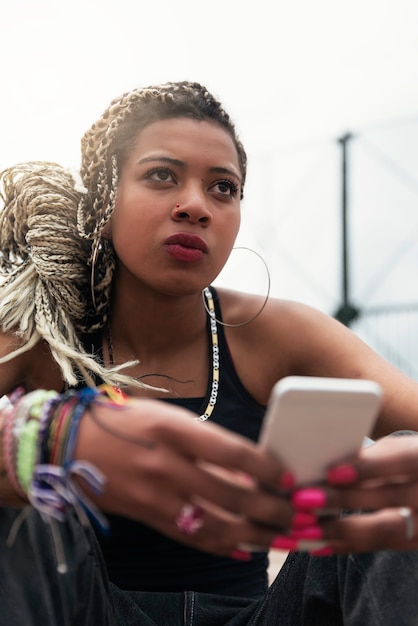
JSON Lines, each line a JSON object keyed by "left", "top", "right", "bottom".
{"left": 0, "top": 81, "right": 247, "bottom": 388}
{"left": 0, "top": 162, "right": 130, "bottom": 387}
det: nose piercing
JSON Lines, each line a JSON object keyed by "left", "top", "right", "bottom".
{"left": 173, "top": 203, "right": 184, "bottom": 218}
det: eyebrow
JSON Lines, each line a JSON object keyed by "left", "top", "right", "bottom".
{"left": 137, "top": 156, "right": 242, "bottom": 183}
{"left": 137, "top": 156, "right": 184, "bottom": 167}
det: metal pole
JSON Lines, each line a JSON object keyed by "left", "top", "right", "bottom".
{"left": 335, "top": 132, "right": 358, "bottom": 326}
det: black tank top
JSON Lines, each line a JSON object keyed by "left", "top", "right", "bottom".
{"left": 85, "top": 287, "right": 268, "bottom": 598}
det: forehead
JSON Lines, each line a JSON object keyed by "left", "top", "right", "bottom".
{"left": 129, "top": 117, "right": 241, "bottom": 174}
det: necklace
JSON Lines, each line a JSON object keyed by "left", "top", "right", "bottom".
{"left": 105, "top": 286, "right": 219, "bottom": 422}
{"left": 197, "top": 287, "right": 219, "bottom": 422}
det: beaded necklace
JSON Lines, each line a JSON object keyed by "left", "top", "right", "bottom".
{"left": 106, "top": 287, "right": 219, "bottom": 422}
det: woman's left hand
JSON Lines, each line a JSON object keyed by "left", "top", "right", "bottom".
{"left": 291, "top": 433, "right": 418, "bottom": 553}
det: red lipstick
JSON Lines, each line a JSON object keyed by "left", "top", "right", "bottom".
{"left": 164, "top": 233, "right": 208, "bottom": 263}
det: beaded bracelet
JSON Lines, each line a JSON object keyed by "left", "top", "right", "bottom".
{"left": 14, "top": 390, "right": 59, "bottom": 494}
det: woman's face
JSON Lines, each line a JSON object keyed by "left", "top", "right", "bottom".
{"left": 109, "top": 117, "right": 242, "bottom": 296}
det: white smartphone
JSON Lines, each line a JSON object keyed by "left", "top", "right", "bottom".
{"left": 259, "top": 376, "right": 383, "bottom": 486}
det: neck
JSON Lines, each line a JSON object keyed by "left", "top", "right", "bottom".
{"left": 105, "top": 287, "right": 220, "bottom": 420}
{"left": 109, "top": 286, "right": 209, "bottom": 356}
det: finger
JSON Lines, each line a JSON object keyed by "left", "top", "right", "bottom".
{"left": 131, "top": 444, "right": 293, "bottom": 530}
{"left": 81, "top": 407, "right": 293, "bottom": 534}
{"left": 187, "top": 462, "right": 293, "bottom": 529}
{"left": 100, "top": 443, "right": 290, "bottom": 556}
{"left": 154, "top": 415, "right": 286, "bottom": 488}
{"left": 99, "top": 399, "right": 286, "bottom": 489}
{"left": 336, "top": 434, "right": 418, "bottom": 482}
{"left": 293, "top": 478, "right": 418, "bottom": 515}
{"left": 322, "top": 507, "right": 418, "bottom": 553}
{"left": 336, "top": 483, "right": 418, "bottom": 510}
{"left": 125, "top": 489, "right": 281, "bottom": 557}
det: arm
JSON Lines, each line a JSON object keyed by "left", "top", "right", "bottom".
{"left": 0, "top": 327, "right": 294, "bottom": 556}
{"left": 0, "top": 386, "right": 294, "bottom": 557}
{"left": 232, "top": 296, "right": 418, "bottom": 437}
{"left": 284, "top": 304, "right": 418, "bottom": 438}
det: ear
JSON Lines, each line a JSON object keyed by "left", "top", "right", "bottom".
{"left": 101, "top": 224, "right": 112, "bottom": 240}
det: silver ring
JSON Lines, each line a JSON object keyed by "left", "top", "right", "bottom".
{"left": 399, "top": 507, "right": 415, "bottom": 541}
{"left": 175, "top": 503, "right": 204, "bottom": 535}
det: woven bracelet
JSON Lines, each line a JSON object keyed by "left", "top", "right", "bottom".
{"left": 13, "top": 390, "right": 59, "bottom": 496}
{"left": 29, "top": 387, "right": 109, "bottom": 532}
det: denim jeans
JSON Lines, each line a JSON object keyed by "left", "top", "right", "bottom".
{"left": 1, "top": 506, "right": 418, "bottom": 625}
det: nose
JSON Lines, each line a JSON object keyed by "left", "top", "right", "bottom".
{"left": 171, "top": 197, "right": 212, "bottom": 226}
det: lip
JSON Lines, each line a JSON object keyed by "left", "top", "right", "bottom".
{"left": 164, "top": 233, "right": 209, "bottom": 252}
{"left": 164, "top": 233, "right": 209, "bottom": 263}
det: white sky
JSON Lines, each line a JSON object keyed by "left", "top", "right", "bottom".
{"left": 2, "top": 0, "right": 418, "bottom": 325}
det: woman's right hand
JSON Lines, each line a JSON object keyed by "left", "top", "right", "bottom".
{"left": 291, "top": 433, "right": 418, "bottom": 554}
{"left": 74, "top": 398, "right": 293, "bottom": 557}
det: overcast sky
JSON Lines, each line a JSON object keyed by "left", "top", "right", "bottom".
{"left": 2, "top": 0, "right": 418, "bottom": 325}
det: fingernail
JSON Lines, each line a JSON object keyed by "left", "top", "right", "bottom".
{"left": 290, "top": 526, "right": 323, "bottom": 540}
{"left": 310, "top": 546, "right": 334, "bottom": 557}
{"left": 270, "top": 536, "right": 298, "bottom": 551}
{"left": 327, "top": 464, "right": 358, "bottom": 485}
{"left": 240, "top": 473, "right": 255, "bottom": 486}
{"left": 292, "top": 488, "right": 327, "bottom": 510}
{"left": 230, "top": 549, "right": 252, "bottom": 561}
{"left": 279, "top": 471, "right": 295, "bottom": 490}
{"left": 292, "top": 511, "right": 318, "bottom": 529}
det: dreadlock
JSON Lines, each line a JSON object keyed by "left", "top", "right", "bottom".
{"left": 0, "top": 81, "right": 247, "bottom": 388}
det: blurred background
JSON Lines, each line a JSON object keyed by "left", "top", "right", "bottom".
{"left": 2, "top": 0, "right": 418, "bottom": 376}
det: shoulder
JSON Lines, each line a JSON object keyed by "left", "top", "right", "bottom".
{"left": 215, "top": 287, "right": 338, "bottom": 340}
{"left": 0, "top": 329, "right": 63, "bottom": 396}
{"left": 215, "top": 288, "right": 384, "bottom": 404}
{"left": 215, "top": 289, "right": 337, "bottom": 402}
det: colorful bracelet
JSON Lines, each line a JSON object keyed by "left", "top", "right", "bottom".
{"left": 0, "top": 399, "right": 29, "bottom": 506}
{"left": 1, "top": 385, "right": 130, "bottom": 531}
{"left": 14, "top": 390, "right": 59, "bottom": 494}
{"left": 2, "top": 388, "right": 27, "bottom": 501}
{"left": 30, "top": 387, "right": 116, "bottom": 532}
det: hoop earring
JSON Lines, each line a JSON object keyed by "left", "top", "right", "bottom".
{"left": 89, "top": 156, "right": 117, "bottom": 313}
{"left": 202, "top": 247, "right": 271, "bottom": 328}
{"left": 90, "top": 236, "right": 101, "bottom": 312}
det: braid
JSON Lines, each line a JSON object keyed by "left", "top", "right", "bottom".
{"left": 0, "top": 162, "right": 135, "bottom": 388}
{"left": 0, "top": 81, "right": 247, "bottom": 389}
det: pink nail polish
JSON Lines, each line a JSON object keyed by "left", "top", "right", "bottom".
{"left": 292, "top": 488, "right": 327, "bottom": 510}
{"left": 327, "top": 464, "right": 357, "bottom": 485}
{"left": 279, "top": 471, "right": 295, "bottom": 490}
{"left": 292, "top": 511, "right": 318, "bottom": 529}
{"left": 230, "top": 549, "right": 252, "bottom": 561}
{"left": 270, "top": 536, "right": 298, "bottom": 551}
{"left": 310, "top": 546, "right": 334, "bottom": 557}
{"left": 290, "top": 526, "right": 323, "bottom": 540}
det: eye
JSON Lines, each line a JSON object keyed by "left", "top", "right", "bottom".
{"left": 211, "top": 179, "right": 239, "bottom": 197}
{"left": 145, "top": 167, "right": 176, "bottom": 184}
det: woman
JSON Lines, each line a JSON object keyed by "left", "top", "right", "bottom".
{"left": 1, "top": 81, "right": 418, "bottom": 625}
